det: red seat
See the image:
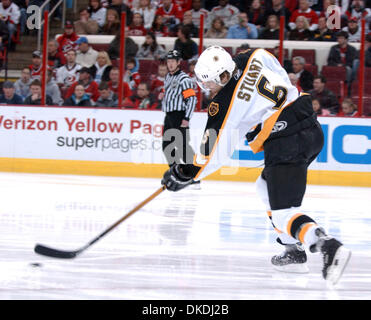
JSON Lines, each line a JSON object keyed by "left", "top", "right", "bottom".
{"left": 304, "top": 64, "right": 318, "bottom": 76}
{"left": 326, "top": 80, "right": 345, "bottom": 101}
{"left": 321, "top": 66, "right": 347, "bottom": 81}
{"left": 91, "top": 43, "right": 110, "bottom": 52}
{"left": 350, "top": 81, "right": 371, "bottom": 96}
{"left": 291, "top": 49, "right": 316, "bottom": 65}
{"left": 138, "top": 59, "right": 159, "bottom": 73}
{"left": 223, "top": 46, "right": 233, "bottom": 55}
{"left": 265, "top": 47, "right": 289, "bottom": 59}
{"left": 349, "top": 95, "right": 371, "bottom": 116}
{"left": 362, "top": 97, "right": 371, "bottom": 116}
{"left": 138, "top": 59, "right": 160, "bottom": 83}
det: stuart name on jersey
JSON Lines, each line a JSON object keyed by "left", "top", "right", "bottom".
{"left": 192, "top": 49, "right": 299, "bottom": 181}
{"left": 236, "top": 57, "right": 263, "bottom": 102}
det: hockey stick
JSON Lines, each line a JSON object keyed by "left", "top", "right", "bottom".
{"left": 34, "top": 185, "right": 166, "bottom": 259}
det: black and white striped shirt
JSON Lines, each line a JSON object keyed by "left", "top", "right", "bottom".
{"left": 162, "top": 69, "right": 197, "bottom": 120}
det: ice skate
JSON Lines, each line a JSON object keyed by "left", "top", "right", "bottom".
{"left": 271, "top": 242, "right": 309, "bottom": 273}
{"left": 310, "top": 229, "right": 351, "bottom": 285}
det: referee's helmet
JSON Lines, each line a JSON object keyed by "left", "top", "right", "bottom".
{"left": 166, "top": 50, "right": 182, "bottom": 61}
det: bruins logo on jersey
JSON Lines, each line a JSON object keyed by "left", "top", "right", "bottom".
{"left": 208, "top": 102, "right": 219, "bottom": 116}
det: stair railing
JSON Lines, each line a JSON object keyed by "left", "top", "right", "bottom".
{"left": 37, "top": 0, "right": 67, "bottom": 51}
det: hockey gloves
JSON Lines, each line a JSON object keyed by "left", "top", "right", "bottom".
{"left": 161, "top": 165, "right": 193, "bottom": 192}
{"left": 245, "top": 123, "right": 262, "bottom": 142}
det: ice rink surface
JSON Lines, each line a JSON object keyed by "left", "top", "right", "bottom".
{"left": 0, "top": 172, "right": 370, "bottom": 300}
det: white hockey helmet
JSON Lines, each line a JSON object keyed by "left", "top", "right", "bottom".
{"left": 195, "top": 45, "right": 236, "bottom": 91}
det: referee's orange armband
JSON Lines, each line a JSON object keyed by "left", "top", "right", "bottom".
{"left": 182, "top": 88, "right": 196, "bottom": 99}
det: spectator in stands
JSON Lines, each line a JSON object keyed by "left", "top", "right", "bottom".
{"left": 288, "top": 16, "right": 313, "bottom": 40}
{"left": 319, "top": 0, "right": 340, "bottom": 20}
{"left": 264, "top": 0, "right": 291, "bottom": 29}
{"left": 0, "top": 0, "right": 20, "bottom": 50}
{"left": 95, "top": 81, "right": 118, "bottom": 108}
{"left": 29, "top": 50, "right": 43, "bottom": 80}
{"left": 310, "top": 75, "right": 340, "bottom": 115}
{"left": 338, "top": 97, "right": 360, "bottom": 116}
{"left": 174, "top": 10, "right": 199, "bottom": 38}
{"left": 311, "top": 97, "right": 331, "bottom": 116}
{"left": 63, "top": 84, "right": 93, "bottom": 107}
{"left": 132, "top": 0, "right": 156, "bottom": 30}
{"left": 190, "top": 0, "right": 209, "bottom": 29}
{"left": 205, "top": 16, "right": 228, "bottom": 38}
{"left": 123, "top": 82, "right": 157, "bottom": 109}
{"left": 90, "top": 51, "right": 113, "bottom": 84}
{"left": 312, "top": 16, "right": 335, "bottom": 41}
{"left": 88, "top": 0, "right": 107, "bottom": 29}
{"left": 108, "top": 0, "right": 133, "bottom": 25}
{"left": 66, "top": 67, "right": 100, "bottom": 102}
{"left": 288, "top": 72, "right": 303, "bottom": 92}
{"left": 289, "top": 0, "right": 319, "bottom": 31}
{"left": 366, "top": 33, "right": 371, "bottom": 67}
{"left": 74, "top": 8, "right": 99, "bottom": 35}
{"left": 150, "top": 14, "right": 170, "bottom": 37}
{"left": 56, "top": 49, "right": 82, "bottom": 92}
{"left": 292, "top": 56, "right": 314, "bottom": 92}
{"left": 122, "top": 0, "right": 137, "bottom": 9}
{"left": 246, "top": 0, "right": 265, "bottom": 30}
{"left": 124, "top": 57, "right": 141, "bottom": 90}
{"left": 236, "top": 42, "right": 250, "bottom": 53}
{"left": 14, "top": 67, "right": 31, "bottom": 100}
{"left": 174, "top": 0, "right": 192, "bottom": 13}
{"left": 46, "top": 68, "right": 63, "bottom": 106}
{"left": 155, "top": 0, "right": 183, "bottom": 34}
{"left": 136, "top": 32, "right": 167, "bottom": 59}
{"left": 75, "top": 37, "right": 99, "bottom": 68}
{"left": 24, "top": 79, "right": 53, "bottom": 105}
{"left": 0, "top": 81, "right": 23, "bottom": 105}
{"left": 285, "top": 0, "right": 299, "bottom": 13}
{"left": 107, "top": 67, "right": 132, "bottom": 99}
{"left": 207, "top": 0, "right": 240, "bottom": 29}
{"left": 48, "top": 40, "right": 66, "bottom": 69}
{"left": 342, "top": 16, "right": 361, "bottom": 42}
{"left": 259, "top": 15, "right": 280, "bottom": 39}
{"left": 327, "top": 31, "right": 359, "bottom": 95}
{"left": 344, "top": 0, "right": 371, "bottom": 30}
{"left": 227, "top": 12, "right": 258, "bottom": 39}
{"left": 310, "top": 0, "right": 324, "bottom": 12}
{"left": 107, "top": 32, "right": 138, "bottom": 60}
{"left": 174, "top": 25, "right": 198, "bottom": 61}
{"left": 0, "top": 19, "right": 9, "bottom": 52}
{"left": 150, "top": 63, "right": 168, "bottom": 101}
{"left": 99, "top": 0, "right": 110, "bottom": 7}
{"left": 102, "top": 8, "right": 121, "bottom": 35}
{"left": 128, "top": 12, "right": 147, "bottom": 36}
{"left": 13, "top": 0, "right": 26, "bottom": 34}
{"left": 56, "top": 21, "right": 79, "bottom": 55}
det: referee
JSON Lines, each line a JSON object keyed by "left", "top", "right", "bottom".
{"left": 162, "top": 50, "right": 197, "bottom": 169}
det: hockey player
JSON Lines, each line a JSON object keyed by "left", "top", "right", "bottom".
{"left": 161, "top": 46, "right": 351, "bottom": 285}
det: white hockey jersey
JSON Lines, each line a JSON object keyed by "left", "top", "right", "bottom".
{"left": 190, "top": 49, "right": 301, "bottom": 181}
{"left": 0, "top": 2, "right": 20, "bottom": 25}
{"left": 56, "top": 63, "right": 81, "bottom": 87}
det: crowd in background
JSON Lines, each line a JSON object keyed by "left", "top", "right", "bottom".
{"left": 0, "top": 0, "right": 370, "bottom": 116}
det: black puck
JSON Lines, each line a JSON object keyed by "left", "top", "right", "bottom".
{"left": 29, "top": 262, "right": 43, "bottom": 267}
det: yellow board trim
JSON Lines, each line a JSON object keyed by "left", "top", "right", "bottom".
{"left": 0, "top": 158, "right": 370, "bottom": 187}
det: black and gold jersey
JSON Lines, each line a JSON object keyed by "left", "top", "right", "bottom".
{"left": 184, "top": 48, "right": 305, "bottom": 180}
